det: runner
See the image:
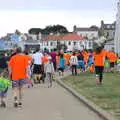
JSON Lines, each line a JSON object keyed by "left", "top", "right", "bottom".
{"left": 24, "top": 50, "right": 33, "bottom": 88}
{"left": 44, "top": 57, "right": 54, "bottom": 88}
{"left": 70, "top": 52, "right": 78, "bottom": 76}
{"left": 93, "top": 47, "right": 107, "bottom": 85}
{"left": 0, "top": 72, "right": 11, "bottom": 108}
{"left": 9, "top": 47, "right": 28, "bottom": 107}
{"left": 58, "top": 54, "right": 66, "bottom": 76}
{"left": 32, "top": 48, "right": 43, "bottom": 84}
{"left": 107, "top": 49, "right": 117, "bottom": 72}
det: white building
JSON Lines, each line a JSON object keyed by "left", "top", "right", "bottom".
{"left": 41, "top": 33, "right": 93, "bottom": 52}
{"left": 73, "top": 26, "right": 99, "bottom": 40}
{"left": 114, "top": 0, "right": 120, "bottom": 55}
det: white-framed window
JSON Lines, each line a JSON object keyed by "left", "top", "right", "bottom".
{"left": 89, "top": 41, "right": 92, "bottom": 48}
{"left": 68, "top": 41, "right": 71, "bottom": 45}
{"left": 50, "top": 42, "right": 53, "bottom": 46}
{"left": 47, "top": 41, "right": 48, "bottom": 46}
{"left": 73, "top": 41, "right": 76, "bottom": 45}
{"left": 79, "top": 41, "right": 82, "bottom": 45}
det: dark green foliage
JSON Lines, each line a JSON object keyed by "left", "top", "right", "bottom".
{"left": 28, "top": 25, "right": 69, "bottom": 35}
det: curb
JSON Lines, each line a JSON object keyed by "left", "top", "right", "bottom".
{"left": 56, "top": 78, "right": 117, "bottom": 120}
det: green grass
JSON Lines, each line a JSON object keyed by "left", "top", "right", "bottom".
{"left": 62, "top": 72, "right": 120, "bottom": 119}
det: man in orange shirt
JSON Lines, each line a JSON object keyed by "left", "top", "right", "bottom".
{"left": 107, "top": 49, "right": 117, "bottom": 72}
{"left": 9, "top": 47, "right": 28, "bottom": 107}
{"left": 94, "top": 47, "right": 107, "bottom": 84}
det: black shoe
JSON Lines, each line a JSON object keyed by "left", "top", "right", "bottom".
{"left": 0, "top": 102, "right": 6, "bottom": 108}
{"left": 18, "top": 102, "right": 22, "bottom": 107}
{"left": 14, "top": 102, "right": 18, "bottom": 108}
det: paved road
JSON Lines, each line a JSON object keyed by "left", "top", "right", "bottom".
{"left": 0, "top": 83, "right": 103, "bottom": 120}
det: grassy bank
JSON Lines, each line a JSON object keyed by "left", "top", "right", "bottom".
{"left": 62, "top": 72, "right": 120, "bottom": 119}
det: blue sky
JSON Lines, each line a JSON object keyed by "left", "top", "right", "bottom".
{"left": 0, "top": 0, "right": 117, "bottom": 37}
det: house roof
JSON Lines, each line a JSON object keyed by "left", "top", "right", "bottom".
{"left": 41, "top": 33, "right": 85, "bottom": 42}
{"left": 62, "top": 33, "right": 85, "bottom": 40}
{"left": 75, "top": 27, "right": 98, "bottom": 32}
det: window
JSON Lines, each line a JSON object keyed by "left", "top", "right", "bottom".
{"left": 84, "top": 41, "right": 87, "bottom": 45}
{"left": 91, "top": 33, "right": 94, "bottom": 37}
{"left": 47, "top": 41, "right": 48, "bottom": 46}
{"left": 107, "top": 25, "right": 110, "bottom": 29}
{"left": 89, "top": 41, "right": 92, "bottom": 47}
{"left": 50, "top": 42, "right": 53, "bottom": 46}
{"left": 107, "top": 32, "right": 109, "bottom": 37}
{"left": 68, "top": 41, "right": 71, "bottom": 45}
{"left": 113, "top": 32, "right": 115, "bottom": 36}
{"left": 79, "top": 41, "right": 82, "bottom": 45}
{"left": 73, "top": 42, "right": 76, "bottom": 45}
{"left": 112, "top": 25, "right": 115, "bottom": 29}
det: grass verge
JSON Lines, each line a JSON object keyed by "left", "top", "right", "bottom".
{"left": 62, "top": 72, "right": 120, "bottom": 119}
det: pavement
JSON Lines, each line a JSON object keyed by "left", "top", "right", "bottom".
{"left": 0, "top": 82, "right": 103, "bottom": 120}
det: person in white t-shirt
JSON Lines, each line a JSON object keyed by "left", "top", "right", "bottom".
{"left": 70, "top": 52, "right": 78, "bottom": 76}
{"left": 32, "top": 48, "right": 43, "bottom": 84}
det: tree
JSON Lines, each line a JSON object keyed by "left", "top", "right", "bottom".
{"left": 28, "top": 25, "right": 69, "bottom": 35}
{"left": 90, "top": 25, "right": 99, "bottom": 31}
{"left": 28, "top": 28, "right": 42, "bottom": 34}
{"left": 15, "top": 30, "right": 21, "bottom": 36}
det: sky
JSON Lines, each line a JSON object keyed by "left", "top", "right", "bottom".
{"left": 0, "top": 0, "right": 118, "bottom": 37}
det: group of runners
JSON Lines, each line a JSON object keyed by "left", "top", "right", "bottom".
{"left": 0, "top": 46, "right": 119, "bottom": 108}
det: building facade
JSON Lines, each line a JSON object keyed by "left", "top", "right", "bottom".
{"left": 41, "top": 33, "right": 93, "bottom": 52}
{"left": 73, "top": 25, "right": 99, "bottom": 40}
{"left": 100, "top": 20, "right": 115, "bottom": 40}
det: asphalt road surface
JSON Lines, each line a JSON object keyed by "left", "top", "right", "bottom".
{"left": 0, "top": 83, "right": 103, "bottom": 120}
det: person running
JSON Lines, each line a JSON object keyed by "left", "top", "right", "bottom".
{"left": 32, "top": 48, "right": 43, "bottom": 84}
{"left": 44, "top": 57, "right": 54, "bottom": 88}
{"left": 107, "top": 49, "right": 117, "bottom": 72}
{"left": 77, "top": 51, "right": 85, "bottom": 73}
{"left": 0, "top": 72, "right": 11, "bottom": 108}
{"left": 0, "top": 52, "right": 9, "bottom": 77}
{"left": 8, "top": 47, "right": 28, "bottom": 107}
{"left": 116, "top": 57, "right": 120, "bottom": 72}
{"left": 41, "top": 52, "right": 50, "bottom": 83}
{"left": 93, "top": 47, "right": 107, "bottom": 85}
{"left": 24, "top": 50, "right": 33, "bottom": 88}
{"left": 88, "top": 53, "right": 94, "bottom": 72}
{"left": 58, "top": 54, "right": 66, "bottom": 76}
{"left": 49, "top": 49, "right": 57, "bottom": 71}
{"left": 70, "top": 52, "right": 78, "bottom": 76}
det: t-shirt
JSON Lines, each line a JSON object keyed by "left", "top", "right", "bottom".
{"left": 107, "top": 52, "right": 117, "bottom": 63}
{"left": 49, "top": 52, "right": 57, "bottom": 62}
{"left": 32, "top": 52, "right": 43, "bottom": 65}
{"left": 94, "top": 50, "right": 107, "bottom": 66}
{"left": 25, "top": 55, "right": 32, "bottom": 66}
{"left": 9, "top": 54, "right": 28, "bottom": 80}
{"left": 59, "top": 58, "right": 65, "bottom": 68}
{"left": 70, "top": 55, "right": 78, "bottom": 65}
{"left": 42, "top": 56, "right": 49, "bottom": 64}
{"left": 0, "top": 77, "right": 11, "bottom": 92}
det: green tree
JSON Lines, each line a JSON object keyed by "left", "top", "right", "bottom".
{"left": 90, "top": 25, "right": 99, "bottom": 31}
{"left": 28, "top": 25, "right": 69, "bottom": 35}
{"left": 28, "top": 28, "right": 42, "bottom": 34}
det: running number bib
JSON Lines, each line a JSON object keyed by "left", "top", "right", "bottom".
{"left": 71, "top": 57, "right": 77, "bottom": 65}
